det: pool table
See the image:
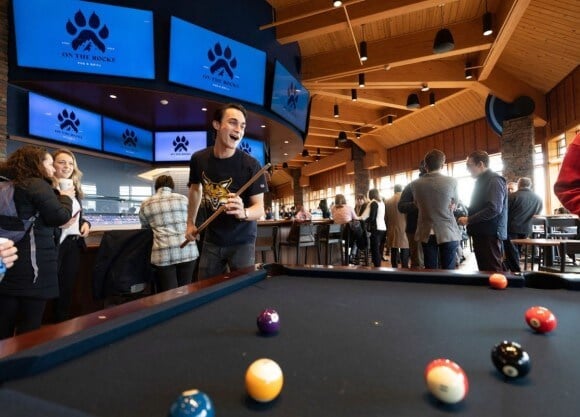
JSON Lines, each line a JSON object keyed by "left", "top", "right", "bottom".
{"left": 1, "top": 265, "right": 580, "bottom": 416}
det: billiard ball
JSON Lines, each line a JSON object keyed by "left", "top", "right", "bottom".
{"left": 491, "top": 341, "right": 531, "bottom": 379}
{"left": 256, "top": 308, "right": 280, "bottom": 335}
{"left": 168, "top": 389, "right": 214, "bottom": 417}
{"left": 245, "top": 358, "right": 283, "bottom": 402}
{"left": 525, "top": 306, "right": 557, "bottom": 333}
{"left": 489, "top": 273, "right": 508, "bottom": 289}
{"left": 424, "top": 358, "right": 469, "bottom": 404}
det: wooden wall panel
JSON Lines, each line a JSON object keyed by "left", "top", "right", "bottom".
{"left": 546, "top": 66, "right": 580, "bottom": 136}
{"left": 564, "top": 76, "right": 575, "bottom": 128}
{"left": 454, "top": 127, "right": 465, "bottom": 160}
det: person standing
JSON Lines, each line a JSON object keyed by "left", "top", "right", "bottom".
{"left": 185, "top": 103, "right": 267, "bottom": 280}
{"left": 411, "top": 150, "right": 461, "bottom": 270}
{"left": 385, "top": 185, "right": 409, "bottom": 268}
{"left": 294, "top": 203, "right": 312, "bottom": 222}
{"left": 360, "top": 189, "right": 386, "bottom": 267}
{"left": 554, "top": 132, "right": 580, "bottom": 215}
{"left": 504, "top": 177, "right": 543, "bottom": 272}
{"left": 398, "top": 161, "right": 426, "bottom": 268}
{"left": 140, "top": 175, "right": 199, "bottom": 291}
{"left": 458, "top": 150, "right": 508, "bottom": 272}
{"left": 0, "top": 145, "right": 74, "bottom": 339}
{"left": 51, "top": 148, "right": 91, "bottom": 322}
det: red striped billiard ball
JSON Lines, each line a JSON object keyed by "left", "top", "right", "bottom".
{"left": 525, "top": 306, "right": 557, "bottom": 333}
{"left": 425, "top": 359, "right": 469, "bottom": 404}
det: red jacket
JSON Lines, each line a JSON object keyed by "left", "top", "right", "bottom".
{"left": 554, "top": 132, "right": 580, "bottom": 215}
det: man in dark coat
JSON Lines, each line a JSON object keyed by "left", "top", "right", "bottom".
{"left": 458, "top": 150, "right": 508, "bottom": 272}
{"left": 504, "top": 177, "right": 543, "bottom": 272}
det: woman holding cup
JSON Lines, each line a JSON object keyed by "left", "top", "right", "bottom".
{"left": 52, "top": 148, "right": 91, "bottom": 322}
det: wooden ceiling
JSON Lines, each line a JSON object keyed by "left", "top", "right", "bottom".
{"left": 264, "top": 0, "right": 580, "bottom": 169}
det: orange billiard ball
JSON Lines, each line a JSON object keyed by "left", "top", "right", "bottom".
{"left": 489, "top": 273, "right": 508, "bottom": 289}
{"left": 245, "top": 358, "right": 283, "bottom": 402}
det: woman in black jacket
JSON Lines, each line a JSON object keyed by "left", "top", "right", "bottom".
{"left": 0, "top": 145, "right": 74, "bottom": 339}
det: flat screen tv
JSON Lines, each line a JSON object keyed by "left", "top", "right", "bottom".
{"left": 169, "top": 16, "right": 266, "bottom": 105}
{"left": 270, "top": 61, "right": 310, "bottom": 133}
{"left": 155, "top": 131, "right": 207, "bottom": 162}
{"left": 239, "top": 137, "right": 266, "bottom": 167}
{"left": 103, "top": 117, "right": 153, "bottom": 161}
{"left": 12, "top": 0, "right": 154, "bottom": 79}
{"left": 28, "top": 92, "right": 102, "bottom": 151}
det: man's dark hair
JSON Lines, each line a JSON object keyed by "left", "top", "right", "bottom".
{"left": 155, "top": 175, "right": 174, "bottom": 191}
{"left": 213, "top": 103, "right": 248, "bottom": 125}
{"left": 394, "top": 184, "right": 403, "bottom": 193}
{"left": 424, "top": 149, "right": 446, "bottom": 172}
{"left": 468, "top": 150, "right": 490, "bottom": 167}
{"left": 368, "top": 188, "right": 380, "bottom": 201}
{"left": 518, "top": 177, "right": 532, "bottom": 189}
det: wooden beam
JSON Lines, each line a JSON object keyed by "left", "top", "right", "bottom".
{"left": 479, "top": 0, "right": 533, "bottom": 81}
{"left": 272, "top": 0, "right": 460, "bottom": 45}
{"left": 301, "top": 20, "right": 492, "bottom": 82}
{"left": 301, "top": 148, "right": 352, "bottom": 176}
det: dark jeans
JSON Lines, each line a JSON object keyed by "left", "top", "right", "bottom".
{"left": 504, "top": 233, "right": 526, "bottom": 272}
{"left": 198, "top": 241, "right": 255, "bottom": 280}
{"left": 472, "top": 235, "right": 505, "bottom": 272}
{"left": 0, "top": 295, "right": 47, "bottom": 339}
{"left": 155, "top": 260, "right": 197, "bottom": 292}
{"left": 53, "top": 235, "right": 82, "bottom": 322}
{"left": 390, "top": 248, "right": 410, "bottom": 268}
{"left": 422, "top": 235, "right": 459, "bottom": 270}
{"left": 370, "top": 230, "right": 386, "bottom": 267}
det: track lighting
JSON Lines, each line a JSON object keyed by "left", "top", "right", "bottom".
{"left": 465, "top": 62, "right": 473, "bottom": 80}
{"left": 333, "top": 103, "right": 340, "bottom": 118}
{"left": 483, "top": 1, "right": 493, "bottom": 36}
{"left": 387, "top": 115, "right": 393, "bottom": 125}
{"left": 338, "top": 131, "right": 348, "bottom": 142}
{"left": 421, "top": 83, "right": 430, "bottom": 92}
{"left": 429, "top": 92, "right": 436, "bottom": 106}
{"left": 358, "top": 73, "right": 365, "bottom": 87}
{"left": 301, "top": 149, "right": 309, "bottom": 157}
{"left": 355, "top": 129, "right": 361, "bottom": 139}
{"left": 359, "top": 25, "right": 368, "bottom": 62}
{"left": 351, "top": 89, "right": 358, "bottom": 101}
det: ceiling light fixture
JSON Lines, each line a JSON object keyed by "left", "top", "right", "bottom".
{"left": 429, "top": 92, "right": 436, "bottom": 106}
{"left": 333, "top": 102, "right": 340, "bottom": 118}
{"left": 359, "top": 24, "right": 368, "bottom": 62}
{"left": 387, "top": 115, "right": 393, "bottom": 125}
{"left": 433, "top": 5, "right": 455, "bottom": 53}
{"left": 421, "top": 83, "right": 430, "bottom": 92}
{"left": 465, "top": 62, "right": 473, "bottom": 80}
{"left": 355, "top": 129, "right": 361, "bottom": 139}
{"left": 201, "top": 107, "right": 207, "bottom": 112}
{"left": 109, "top": 94, "right": 117, "bottom": 99}
{"left": 358, "top": 73, "right": 365, "bottom": 88}
{"left": 333, "top": 0, "right": 342, "bottom": 7}
{"left": 406, "top": 93, "right": 420, "bottom": 109}
{"left": 301, "top": 149, "right": 310, "bottom": 157}
{"left": 160, "top": 99, "right": 169, "bottom": 105}
{"left": 338, "top": 131, "right": 348, "bottom": 142}
{"left": 282, "top": 162, "right": 289, "bottom": 168}
{"left": 351, "top": 89, "right": 358, "bottom": 101}
{"left": 483, "top": 0, "right": 493, "bottom": 36}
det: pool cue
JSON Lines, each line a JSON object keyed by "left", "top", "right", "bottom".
{"left": 180, "top": 162, "right": 271, "bottom": 248}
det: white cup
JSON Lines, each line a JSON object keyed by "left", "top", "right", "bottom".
{"left": 59, "top": 178, "right": 73, "bottom": 191}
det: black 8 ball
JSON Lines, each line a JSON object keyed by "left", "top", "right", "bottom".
{"left": 491, "top": 341, "right": 531, "bottom": 379}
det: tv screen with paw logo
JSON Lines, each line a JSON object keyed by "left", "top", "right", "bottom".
{"left": 155, "top": 131, "right": 207, "bottom": 163}
{"left": 103, "top": 117, "right": 153, "bottom": 162}
{"left": 12, "top": 0, "right": 154, "bottom": 79}
{"left": 270, "top": 61, "right": 310, "bottom": 133}
{"left": 29, "top": 92, "right": 102, "bottom": 151}
{"left": 168, "top": 17, "right": 266, "bottom": 106}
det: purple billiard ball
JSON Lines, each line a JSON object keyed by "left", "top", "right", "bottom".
{"left": 257, "top": 308, "right": 280, "bottom": 335}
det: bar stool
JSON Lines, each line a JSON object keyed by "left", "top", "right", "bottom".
{"left": 255, "top": 225, "right": 279, "bottom": 263}
{"left": 279, "top": 222, "right": 321, "bottom": 264}
{"left": 318, "top": 223, "right": 344, "bottom": 265}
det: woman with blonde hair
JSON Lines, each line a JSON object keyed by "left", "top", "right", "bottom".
{"left": 52, "top": 148, "right": 91, "bottom": 322}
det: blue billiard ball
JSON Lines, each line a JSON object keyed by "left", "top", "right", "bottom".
{"left": 256, "top": 308, "right": 280, "bottom": 335}
{"left": 168, "top": 389, "right": 214, "bottom": 417}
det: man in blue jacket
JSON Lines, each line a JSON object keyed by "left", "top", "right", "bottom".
{"left": 458, "top": 151, "right": 508, "bottom": 272}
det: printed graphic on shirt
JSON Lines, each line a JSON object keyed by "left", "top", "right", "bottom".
{"left": 202, "top": 172, "right": 232, "bottom": 211}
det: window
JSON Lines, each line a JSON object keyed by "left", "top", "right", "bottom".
{"left": 557, "top": 136, "right": 567, "bottom": 158}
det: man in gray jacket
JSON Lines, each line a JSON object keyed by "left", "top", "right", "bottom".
{"left": 411, "top": 149, "right": 461, "bottom": 269}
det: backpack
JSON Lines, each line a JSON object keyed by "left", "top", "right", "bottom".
{"left": 0, "top": 176, "right": 38, "bottom": 243}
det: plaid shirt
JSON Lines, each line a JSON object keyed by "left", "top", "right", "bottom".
{"left": 139, "top": 187, "right": 198, "bottom": 266}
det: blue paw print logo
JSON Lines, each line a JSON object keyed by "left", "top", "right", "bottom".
{"left": 58, "top": 110, "right": 80, "bottom": 132}
{"left": 66, "top": 10, "right": 109, "bottom": 53}
{"left": 208, "top": 43, "right": 237, "bottom": 79}
{"left": 122, "top": 129, "right": 138, "bottom": 147}
{"left": 286, "top": 82, "right": 299, "bottom": 111}
{"left": 239, "top": 140, "right": 252, "bottom": 156}
{"left": 173, "top": 136, "right": 189, "bottom": 152}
